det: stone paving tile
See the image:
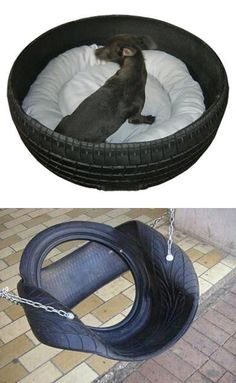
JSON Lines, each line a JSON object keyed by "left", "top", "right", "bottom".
{"left": 4, "top": 215, "right": 31, "bottom": 229}
{"left": 186, "top": 248, "right": 204, "bottom": 262}
{"left": 0, "top": 317, "right": 29, "bottom": 343}
{"left": 105, "top": 215, "right": 132, "bottom": 227}
{"left": 73, "top": 294, "right": 103, "bottom": 318}
{"left": 0, "top": 262, "right": 19, "bottom": 281}
{"left": 56, "top": 362, "right": 98, "bottom": 383}
{"left": 86, "top": 354, "right": 117, "bottom": 375}
{"left": 81, "top": 313, "right": 103, "bottom": 327}
{"left": 100, "top": 313, "right": 125, "bottom": 327}
{"left": 211, "top": 347, "right": 236, "bottom": 375}
{"left": 0, "top": 246, "right": 14, "bottom": 260}
{"left": 95, "top": 276, "right": 132, "bottom": 301}
{"left": 213, "top": 299, "right": 236, "bottom": 322}
{"left": 199, "top": 360, "right": 226, "bottom": 382}
{"left": 221, "top": 291, "right": 236, "bottom": 308}
{"left": 52, "top": 350, "right": 90, "bottom": 374}
{"left": 182, "top": 327, "right": 219, "bottom": 356}
{"left": 135, "top": 214, "right": 153, "bottom": 223}
{"left": 26, "top": 330, "right": 40, "bottom": 346}
{"left": 0, "top": 311, "right": 12, "bottom": 328}
{"left": 18, "top": 361, "right": 62, "bottom": 383}
{"left": 0, "top": 334, "right": 34, "bottom": 368}
{"left": 193, "top": 262, "right": 208, "bottom": 277}
{"left": 82, "top": 209, "right": 112, "bottom": 218}
{"left": 138, "top": 359, "right": 181, "bottom": 383}
{"left": 0, "top": 224, "right": 5, "bottom": 232}
{"left": 194, "top": 243, "right": 215, "bottom": 254}
{"left": 122, "top": 285, "right": 136, "bottom": 301}
{"left": 192, "top": 317, "right": 231, "bottom": 345}
{"left": 4, "top": 250, "right": 22, "bottom": 266}
{"left": 123, "top": 271, "right": 134, "bottom": 283}
{"left": 19, "top": 343, "right": 61, "bottom": 372}
{"left": 172, "top": 338, "right": 209, "bottom": 369}
{"left": 0, "top": 274, "right": 21, "bottom": 292}
{"left": 18, "top": 224, "right": 46, "bottom": 239}
{"left": 0, "top": 209, "right": 18, "bottom": 217}
{"left": 221, "top": 255, "right": 236, "bottom": 269}
{"left": 185, "top": 371, "right": 212, "bottom": 382}
{"left": 28, "top": 208, "right": 54, "bottom": 218}
{"left": 0, "top": 360, "right": 28, "bottom": 383}
{"left": 231, "top": 284, "right": 236, "bottom": 294}
{"left": 92, "top": 294, "right": 132, "bottom": 322}
{"left": 0, "top": 316, "right": 30, "bottom": 343}
{"left": 0, "top": 235, "right": 21, "bottom": 251}
{"left": 201, "top": 263, "right": 232, "bottom": 284}
{"left": 218, "top": 372, "right": 236, "bottom": 383}
{"left": 0, "top": 259, "right": 7, "bottom": 270}
{"left": 203, "top": 309, "right": 236, "bottom": 335}
{"left": 0, "top": 297, "right": 12, "bottom": 312}
{"left": 66, "top": 209, "right": 86, "bottom": 218}
{"left": 123, "top": 371, "right": 151, "bottom": 383}
{"left": 23, "top": 214, "right": 51, "bottom": 228}
{"left": 106, "top": 209, "right": 131, "bottom": 218}
{"left": 11, "top": 237, "right": 33, "bottom": 252}
{"left": 47, "top": 208, "right": 73, "bottom": 218}
{"left": 153, "top": 350, "right": 195, "bottom": 381}
{"left": 10, "top": 209, "right": 36, "bottom": 219}
{"left": 177, "top": 237, "right": 200, "bottom": 251}
{"left": 198, "top": 249, "right": 225, "bottom": 268}
{"left": 43, "top": 214, "right": 71, "bottom": 227}
{"left": 223, "top": 337, "right": 236, "bottom": 355}
{"left": 173, "top": 229, "right": 188, "bottom": 243}
{"left": 0, "top": 214, "right": 12, "bottom": 225}
{"left": 0, "top": 224, "right": 27, "bottom": 239}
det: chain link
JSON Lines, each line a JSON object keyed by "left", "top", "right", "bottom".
{"left": 0, "top": 287, "right": 74, "bottom": 320}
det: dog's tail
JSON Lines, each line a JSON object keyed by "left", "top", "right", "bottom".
{"left": 137, "top": 35, "right": 158, "bottom": 50}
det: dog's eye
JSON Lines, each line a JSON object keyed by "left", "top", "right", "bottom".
{"left": 117, "top": 47, "right": 123, "bottom": 56}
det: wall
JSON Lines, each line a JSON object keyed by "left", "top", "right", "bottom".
{"left": 175, "top": 209, "right": 236, "bottom": 256}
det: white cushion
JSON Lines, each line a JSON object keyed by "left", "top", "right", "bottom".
{"left": 23, "top": 45, "right": 205, "bottom": 143}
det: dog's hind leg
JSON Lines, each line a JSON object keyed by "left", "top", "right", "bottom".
{"left": 128, "top": 114, "right": 155, "bottom": 125}
{"left": 54, "top": 115, "right": 71, "bottom": 133}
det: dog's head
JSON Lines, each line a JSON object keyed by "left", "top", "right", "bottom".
{"left": 95, "top": 34, "right": 157, "bottom": 63}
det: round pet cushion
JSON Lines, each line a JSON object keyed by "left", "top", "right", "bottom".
{"left": 22, "top": 45, "right": 205, "bottom": 143}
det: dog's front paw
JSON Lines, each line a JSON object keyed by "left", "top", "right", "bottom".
{"left": 145, "top": 115, "right": 156, "bottom": 124}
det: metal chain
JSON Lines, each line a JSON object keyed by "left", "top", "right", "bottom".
{"left": 150, "top": 208, "right": 175, "bottom": 262}
{"left": 149, "top": 211, "right": 168, "bottom": 228}
{"left": 0, "top": 287, "right": 74, "bottom": 320}
{"left": 166, "top": 208, "right": 175, "bottom": 261}
{"left": 0, "top": 210, "right": 175, "bottom": 318}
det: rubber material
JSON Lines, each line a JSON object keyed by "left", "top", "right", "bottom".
{"left": 18, "top": 220, "right": 199, "bottom": 360}
{"left": 8, "top": 15, "right": 228, "bottom": 190}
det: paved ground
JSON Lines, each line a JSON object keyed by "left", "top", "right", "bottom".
{"left": 0, "top": 208, "right": 236, "bottom": 383}
{"left": 103, "top": 276, "right": 236, "bottom": 383}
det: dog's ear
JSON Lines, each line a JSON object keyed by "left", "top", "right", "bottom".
{"left": 122, "top": 47, "right": 137, "bottom": 56}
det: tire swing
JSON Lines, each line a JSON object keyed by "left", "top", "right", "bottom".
{"left": 7, "top": 15, "right": 228, "bottom": 190}
{"left": 0, "top": 212, "right": 199, "bottom": 360}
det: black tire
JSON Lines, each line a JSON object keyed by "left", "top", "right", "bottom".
{"left": 18, "top": 220, "right": 199, "bottom": 360}
{"left": 8, "top": 15, "right": 229, "bottom": 190}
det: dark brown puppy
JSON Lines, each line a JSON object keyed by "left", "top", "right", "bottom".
{"left": 55, "top": 34, "right": 156, "bottom": 142}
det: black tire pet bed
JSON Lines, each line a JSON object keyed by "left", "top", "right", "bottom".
{"left": 17, "top": 220, "right": 199, "bottom": 360}
{"left": 8, "top": 15, "right": 228, "bottom": 190}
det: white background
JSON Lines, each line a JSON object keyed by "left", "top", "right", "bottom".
{"left": 0, "top": 0, "right": 235, "bottom": 208}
